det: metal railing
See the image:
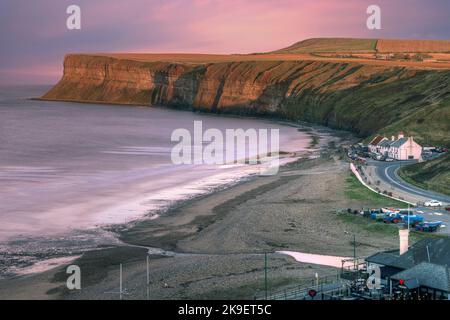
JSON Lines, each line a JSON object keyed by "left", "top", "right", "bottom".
{"left": 255, "top": 274, "right": 347, "bottom": 300}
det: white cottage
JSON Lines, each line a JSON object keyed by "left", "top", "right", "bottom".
{"left": 368, "top": 132, "right": 422, "bottom": 160}
{"left": 388, "top": 133, "right": 422, "bottom": 160}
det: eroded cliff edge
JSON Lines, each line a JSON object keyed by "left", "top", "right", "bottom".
{"left": 42, "top": 54, "right": 450, "bottom": 146}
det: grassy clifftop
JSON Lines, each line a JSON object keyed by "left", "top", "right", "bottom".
{"left": 274, "top": 38, "right": 450, "bottom": 54}
{"left": 274, "top": 38, "right": 377, "bottom": 53}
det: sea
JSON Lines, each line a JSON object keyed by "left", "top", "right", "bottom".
{"left": 0, "top": 85, "right": 312, "bottom": 278}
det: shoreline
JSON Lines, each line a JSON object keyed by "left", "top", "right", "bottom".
{"left": 0, "top": 125, "right": 366, "bottom": 300}
{"left": 0, "top": 100, "right": 326, "bottom": 277}
{"left": 0, "top": 122, "right": 334, "bottom": 298}
{"left": 1, "top": 91, "right": 324, "bottom": 272}
{"left": 31, "top": 96, "right": 353, "bottom": 140}
{"left": 0, "top": 147, "right": 412, "bottom": 299}
{"left": 3, "top": 96, "right": 398, "bottom": 299}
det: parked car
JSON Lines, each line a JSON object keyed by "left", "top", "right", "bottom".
{"left": 382, "top": 212, "right": 422, "bottom": 225}
{"left": 385, "top": 157, "right": 395, "bottom": 162}
{"left": 359, "top": 209, "right": 371, "bottom": 217}
{"left": 445, "top": 206, "right": 450, "bottom": 212}
{"left": 372, "top": 154, "right": 383, "bottom": 161}
{"left": 415, "top": 221, "right": 442, "bottom": 233}
{"left": 370, "top": 209, "right": 385, "bottom": 221}
{"left": 424, "top": 200, "right": 442, "bottom": 207}
{"left": 400, "top": 214, "right": 424, "bottom": 226}
{"left": 383, "top": 213, "right": 403, "bottom": 224}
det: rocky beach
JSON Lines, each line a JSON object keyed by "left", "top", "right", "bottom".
{"left": 0, "top": 124, "right": 409, "bottom": 300}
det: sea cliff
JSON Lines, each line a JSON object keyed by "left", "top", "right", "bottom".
{"left": 42, "top": 54, "right": 450, "bottom": 146}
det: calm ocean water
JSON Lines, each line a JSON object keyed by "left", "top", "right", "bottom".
{"left": 0, "top": 85, "right": 311, "bottom": 277}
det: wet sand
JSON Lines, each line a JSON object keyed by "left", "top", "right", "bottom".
{"left": 1, "top": 87, "right": 315, "bottom": 279}
{"left": 0, "top": 130, "right": 407, "bottom": 300}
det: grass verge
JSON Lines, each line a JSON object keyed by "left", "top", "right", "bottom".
{"left": 397, "top": 154, "right": 450, "bottom": 196}
{"left": 341, "top": 173, "right": 446, "bottom": 241}
{"left": 345, "top": 174, "right": 406, "bottom": 207}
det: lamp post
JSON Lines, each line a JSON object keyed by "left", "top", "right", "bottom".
{"left": 264, "top": 252, "right": 268, "bottom": 300}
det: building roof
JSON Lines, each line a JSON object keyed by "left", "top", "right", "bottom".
{"left": 378, "top": 140, "right": 393, "bottom": 148}
{"left": 369, "top": 135, "right": 386, "bottom": 146}
{"left": 390, "top": 137, "right": 408, "bottom": 149}
{"left": 392, "top": 262, "right": 450, "bottom": 292}
{"left": 366, "top": 238, "right": 450, "bottom": 270}
{"left": 366, "top": 250, "right": 399, "bottom": 266}
{"left": 397, "top": 237, "right": 450, "bottom": 268}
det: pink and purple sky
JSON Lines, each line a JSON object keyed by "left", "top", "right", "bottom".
{"left": 1, "top": 0, "right": 450, "bottom": 85}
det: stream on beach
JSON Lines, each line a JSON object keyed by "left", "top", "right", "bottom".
{"left": 0, "top": 85, "right": 314, "bottom": 278}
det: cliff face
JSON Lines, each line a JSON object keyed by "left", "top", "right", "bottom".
{"left": 42, "top": 54, "right": 450, "bottom": 146}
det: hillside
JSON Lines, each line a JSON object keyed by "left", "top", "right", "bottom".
{"left": 274, "top": 38, "right": 450, "bottom": 54}
{"left": 398, "top": 154, "right": 450, "bottom": 196}
{"left": 273, "top": 38, "right": 377, "bottom": 53}
{"left": 41, "top": 53, "right": 450, "bottom": 147}
{"left": 40, "top": 38, "right": 450, "bottom": 196}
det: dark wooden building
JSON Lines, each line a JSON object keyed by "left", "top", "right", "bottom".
{"left": 366, "top": 237, "right": 450, "bottom": 300}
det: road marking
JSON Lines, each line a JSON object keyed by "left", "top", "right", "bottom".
{"left": 383, "top": 165, "right": 427, "bottom": 196}
{"left": 392, "top": 166, "right": 450, "bottom": 203}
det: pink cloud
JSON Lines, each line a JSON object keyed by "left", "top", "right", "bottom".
{"left": 1, "top": 0, "right": 450, "bottom": 84}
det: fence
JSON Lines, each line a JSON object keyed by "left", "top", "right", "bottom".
{"left": 254, "top": 274, "right": 347, "bottom": 300}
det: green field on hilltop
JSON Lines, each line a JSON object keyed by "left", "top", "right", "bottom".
{"left": 274, "top": 38, "right": 378, "bottom": 53}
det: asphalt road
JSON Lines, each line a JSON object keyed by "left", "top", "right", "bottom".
{"left": 367, "top": 159, "right": 450, "bottom": 234}
{"left": 371, "top": 159, "right": 450, "bottom": 205}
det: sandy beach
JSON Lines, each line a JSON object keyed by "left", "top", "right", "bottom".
{"left": 0, "top": 126, "right": 416, "bottom": 300}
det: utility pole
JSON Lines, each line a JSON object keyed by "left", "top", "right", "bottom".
{"left": 146, "top": 255, "right": 150, "bottom": 300}
{"left": 353, "top": 234, "right": 356, "bottom": 270}
{"left": 407, "top": 204, "right": 410, "bottom": 230}
{"left": 120, "top": 263, "right": 123, "bottom": 300}
{"left": 103, "top": 263, "right": 127, "bottom": 300}
{"left": 264, "top": 252, "right": 268, "bottom": 300}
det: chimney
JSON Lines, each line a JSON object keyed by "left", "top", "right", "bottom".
{"left": 391, "top": 135, "right": 396, "bottom": 141}
{"left": 399, "top": 229, "right": 409, "bottom": 255}
{"left": 398, "top": 131, "right": 405, "bottom": 139}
